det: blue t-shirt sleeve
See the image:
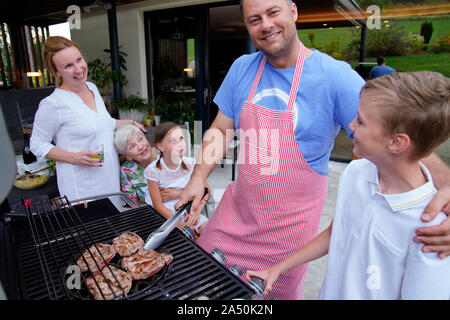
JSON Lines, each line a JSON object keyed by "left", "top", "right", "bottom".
{"left": 214, "top": 59, "right": 239, "bottom": 121}
{"left": 333, "top": 63, "right": 365, "bottom": 139}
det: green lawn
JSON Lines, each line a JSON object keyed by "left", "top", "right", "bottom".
{"left": 297, "top": 14, "right": 449, "bottom": 77}
{"left": 363, "top": 53, "right": 450, "bottom": 77}
{"left": 298, "top": 14, "right": 450, "bottom": 53}
{"left": 389, "top": 15, "right": 450, "bottom": 49}
{"left": 298, "top": 26, "right": 356, "bottom": 52}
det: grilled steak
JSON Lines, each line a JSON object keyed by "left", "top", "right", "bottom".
{"left": 121, "top": 250, "right": 166, "bottom": 280}
{"left": 160, "top": 252, "right": 174, "bottom": 265}
{"left": 85, "top": 265, "right": 132, "bottom": 300}
{"left": 76, "top": 243, "right": 116, "bottom": 273}
{"left": 112, "top": 232, "right": 144, "bottom": 257}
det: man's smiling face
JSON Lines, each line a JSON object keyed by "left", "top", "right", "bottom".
{"left": 243, "top": 0, "right": 299, "bottom": 59}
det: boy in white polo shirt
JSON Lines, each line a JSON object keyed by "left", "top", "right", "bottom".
{"left": 246, "top": 71, "right": 450, "bottom": 299}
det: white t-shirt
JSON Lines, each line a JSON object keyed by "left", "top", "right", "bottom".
{"left": 318, "top": 159, "right": 450, "bottom": 300}
{"left": 30, "top": 82, "right": 120, "bottom": 201}
{"left": 143, "top": 156, "right": 195, "bottom": 213}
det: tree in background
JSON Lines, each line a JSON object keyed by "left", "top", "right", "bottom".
{"left": 420, "top": 21, "right": 434, "bottom": 48}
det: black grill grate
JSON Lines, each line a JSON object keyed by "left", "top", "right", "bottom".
{"left": 9, "top": 197, "right": 254, "bottom": 300}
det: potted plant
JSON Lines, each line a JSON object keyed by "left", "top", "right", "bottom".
{"left": 112, "top": 95, "right": 149, "bottom": 123}
{"left": 88, "top": 46, "right": 128, "bottom": 112}
{"left": 153, "top": 96, "right": 167, "bottom": 126}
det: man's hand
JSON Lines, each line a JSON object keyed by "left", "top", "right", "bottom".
{"left": 174, "top": 175, "right": 206, "bottom": 215}
{"left": 415, "top": 186, "right": 450, "bottom": 259}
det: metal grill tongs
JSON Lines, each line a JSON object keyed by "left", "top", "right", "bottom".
{"left": 143, "top": 188, "right": 208, "bottom": 250}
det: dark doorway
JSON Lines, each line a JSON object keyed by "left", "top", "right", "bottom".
{"left": 144, "top": 1, "right": 245, "bottom": 132}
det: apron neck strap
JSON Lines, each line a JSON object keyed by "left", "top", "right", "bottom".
{"left": 287, "top": 43, "right": 306, "bottom": 112}
{"left": 247, "top": 55, "right": 267, "bottom": 102}
{"left": 246, "top": 43, "right": 307, "bottom": 112}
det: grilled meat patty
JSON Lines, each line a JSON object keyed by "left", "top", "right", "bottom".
{"left": 121, "top": 250, "right": 171, "bottom": 280}
{"left": 112, "top": 232, "right": 144, "bottom": 257}
{"left": 160, "top": 252, "right": 174, "bottom": 265}
{"left": 76, "top": 243, "right": 116, "bottom": 273}
{"left": 85, "top": 265, "right": 132, "bottom": 300}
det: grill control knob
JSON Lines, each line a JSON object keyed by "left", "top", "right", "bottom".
{"left": 248, "top": 277, "right": 265, "bottom": 297}
{"left": 229, "top": 264, "right": 243, "bottom": 278}
{"left": 211, "top": 248, "right": 226, "bottom": 265}
{"left": 181, "top": 226, "right": 195, "bottom": 240}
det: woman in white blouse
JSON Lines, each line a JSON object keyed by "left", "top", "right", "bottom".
{"left": 31, "top": 36, "right": 145, "bottom": 201}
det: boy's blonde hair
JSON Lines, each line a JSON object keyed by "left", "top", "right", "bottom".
{"left": 361, "top": 71, "right": 449, "bottom": 160}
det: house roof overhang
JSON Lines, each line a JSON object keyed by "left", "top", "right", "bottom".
{"left": 0, "top": 0, "right": 367, "bottom": 28}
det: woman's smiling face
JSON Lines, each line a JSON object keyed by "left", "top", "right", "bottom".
{"left": 125, "top": 132, "right": 153, "bottom": 164}
{"left": 52, "top": 46, "right": 87, "bottom": 88}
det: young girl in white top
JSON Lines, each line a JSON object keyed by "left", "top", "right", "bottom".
{"left": 143, "top": 122, "right": 209, "bottom": 234}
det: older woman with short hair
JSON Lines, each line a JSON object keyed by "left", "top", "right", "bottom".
{"left": 114, "top": 124, "right": 157, "bottom": 204}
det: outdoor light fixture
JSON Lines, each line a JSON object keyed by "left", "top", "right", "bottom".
{"left": 26, "top": 72, "right": 42, "bottom": 77}
{"left": 27, "top": 71, "right": 42, "bottom": 87}
{"left": 83, "top": 0, "right": 112, "bottom": 13}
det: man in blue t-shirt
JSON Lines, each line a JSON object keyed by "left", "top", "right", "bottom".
{"left": 176, "top": 0, "right": 450, "bottom": 291}
{"left": 369, "top": 56, "right": 396, "bottom": 79}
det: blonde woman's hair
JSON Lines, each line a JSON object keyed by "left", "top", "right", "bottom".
{"left": 44, "top": 36, "right": 82, "bottom": 87}
{"left": 361, "top": 71, "right": 450, "bottom": 160}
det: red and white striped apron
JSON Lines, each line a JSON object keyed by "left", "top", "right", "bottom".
{"left": 198, "top": 45, "right": 328, "bottom": 300}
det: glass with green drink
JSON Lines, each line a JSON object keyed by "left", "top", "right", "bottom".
{"left": 90, "top": 144, "right": 104, "bottom": 162}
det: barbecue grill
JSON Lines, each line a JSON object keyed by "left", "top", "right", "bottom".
{"left": 0, "top": 195, "right": 255, "bottom": 300}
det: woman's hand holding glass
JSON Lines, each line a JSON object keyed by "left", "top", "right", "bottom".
{"left": 72, "top": 149, "right": 103, "bottom": 167}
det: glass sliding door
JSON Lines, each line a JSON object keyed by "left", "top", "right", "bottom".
{"left": 145, "top": 7, "right": 204, "bottom": 133}
{"left": 144, "top": 1, "right": 245, "bottom": 132}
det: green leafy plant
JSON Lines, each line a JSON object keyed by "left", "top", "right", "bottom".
{"left": 87, "top": 46, "right": 128, "bottom": 94}
{"left": 155, "top": 96, "right": 195, "bottom": 140}
{"left": 420, "top": 21, "right": 434, "bottom": 45}
{"left": 345, "top": 21, "right": 425, "bottom": 58}
{"left": 306, "top": 31, "right": 345, "bottom": 60}
{"left": 111, "top": 95, "right": 149, "bottom": 112}
{"left": 103, "top": 46, "right": 128, "bottom": 71}
{"left": 430, "top": 32, "right": 450, "bottom": 54}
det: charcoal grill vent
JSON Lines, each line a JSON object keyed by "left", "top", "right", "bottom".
{"left": 8, "top": 196, "right": 254, "bottom": 300}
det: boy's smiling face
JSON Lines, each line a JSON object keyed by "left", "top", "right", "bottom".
{"left": 349, "top": 94, "right": 391, "bottom": 162}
